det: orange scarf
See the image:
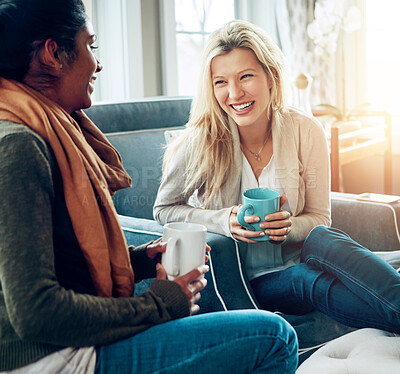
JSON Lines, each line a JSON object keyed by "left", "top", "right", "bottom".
{"left": 0, "top": 78, "right": 134, "bottom": 297}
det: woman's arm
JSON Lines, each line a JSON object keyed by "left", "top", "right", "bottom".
{"left": 288, "top": 115, "right": 331, "bottom": 242}
{"left": 153, "top": 145, "right": 233, "bottom": 236}
{"left": 0, "top": 128, "right": 190, "bottom": 348}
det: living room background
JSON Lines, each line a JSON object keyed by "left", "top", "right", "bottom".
{"left": 83, "top": 0, "right": 400, "bottom": 194}
{"left": 82, "top": 1, "right": 357, "bottom": 106}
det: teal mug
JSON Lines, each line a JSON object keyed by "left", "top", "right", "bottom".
{"left": 237, "top": 188, "right": 280, "bottom": 241}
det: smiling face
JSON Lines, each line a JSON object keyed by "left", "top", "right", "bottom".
{"left": 55, "top": 22, "right": 102, "bottom": 114}
{"left": 211, "top": 48, "right": 272, "bottom": 130}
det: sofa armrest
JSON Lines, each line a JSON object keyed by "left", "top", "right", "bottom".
{"left": 118, "top": 214, "right": 163, "bottom": 245}
{"left": 331, "top": 192, "right": 400, "bottom": 252}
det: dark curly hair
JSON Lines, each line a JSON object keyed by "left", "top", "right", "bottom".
{"left": 0, "top": 0, "right": 87, "bottom": 82}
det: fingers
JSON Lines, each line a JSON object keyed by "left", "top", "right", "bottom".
{"left": 231, "top": 218, "right": 266, "bottom": 242}
{"left": 189, "top": 277, "right": 207, "bottom": 296}
{"left": 261, "top": 208, "right": 292, "bottom": 242}
{"left": 187, "top": 277, "right": 207, "bottom": 315}
{"left": 230, "top": 205, "right": 293, "bottom": 243}
{"left": 182, "top": 265, "right": 209, "bottom": 283}
{"left": 189, "top": 290, "right": 202, "bottom": 314}
{"left": 146, "top": 239, "right": 167, "bottom": 260}
{"left": 156, "top": 263, "right": 167, "bottom": 280}
{"left": 264, "top": 219, "right": 292, "bottom": 242}
{"left": 232, "top": 229, "right": 265, "bottom": 243}
{"left": 230, "top": 205, "right": 260, "bottom": 225}
{"left": 264, "top": 209, "right": 291, "bottom": 223}
{"left": 204, "top": 244, "right": 211, "bottom": 263}
{"left": 279, "top": 194, "right": 288, "bottom": 209}
{"left": 173, "top": 265, "right": 209, "bottom": 315}
{"left": 190, "top": 303, "right": 200, "bottom": 315}
{"left": 268, "top": 226, "right": 291, "bottom": 242}
{"left": 262, "top": 218, "right": 292, "bottom": 232}
{"left": 230, "top": 205, "right": 265, "bottom": 242}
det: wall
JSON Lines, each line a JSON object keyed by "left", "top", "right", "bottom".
{"left": 141, "top": 0, "right": 162, "bottom": 97}
{"left": 342, "top": 155, "right": 399, "bottom": 195}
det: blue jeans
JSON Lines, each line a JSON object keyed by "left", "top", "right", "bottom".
{"left": 95, "top": 310, "right": 298, "bottom": 374}
{"left": 251, "top": 225, "right": 400, "bottom": 333}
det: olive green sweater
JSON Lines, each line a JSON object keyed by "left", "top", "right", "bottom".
{"left": 0, "top": 121, "right": 190, "bottom": 371}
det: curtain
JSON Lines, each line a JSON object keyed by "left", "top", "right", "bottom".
{"left": 275, "top": 0, "right": 337, "bottom": 107}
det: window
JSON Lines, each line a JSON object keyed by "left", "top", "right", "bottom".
{"left": 89, "top": 0, "right": 259, "bottom": 101}
{"left": 90, "top": 0, "right": 143, "bottom": 102}
{"left": 364, "top": 0, "right": 400, "bottom": 113}
{"left": 174, "top": 0, "right": 236, "bottom": 96}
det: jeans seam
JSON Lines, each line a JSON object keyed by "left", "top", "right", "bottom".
{"left": 305, "top": 255, "right": 400, "bottom": 315}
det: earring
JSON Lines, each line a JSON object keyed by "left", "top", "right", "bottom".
{"left": 59, "top": 63, "right": 63, "bottom": 69}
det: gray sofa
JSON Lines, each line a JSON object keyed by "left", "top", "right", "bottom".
{"left": 84, "top": 97, "right": 400, "bottom": 365}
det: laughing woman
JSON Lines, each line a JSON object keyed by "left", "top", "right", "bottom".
{"left": 0, "top": 1, "right": 298, "bottom": 373}
{"left": 154, "top": 19, "right": 400, "bottom": 335}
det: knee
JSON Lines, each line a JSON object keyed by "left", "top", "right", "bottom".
{"left": 302, "top": 225, "right": 330, "bottom": 261}
{"left": 304, "top": 225, "right": 350, "bottom": 249}
{"left": 307, "top": 224, "right": 330, "bottom": 239}
{"left": 302, "top": 225, "right": 353, "bottom": 263}
{"left": 279, "top": 316, "right": 298, "bottom": 352}
{"left": 253, "top": 311, "right": 298, "bottom": 350}
{"left": 266, "top": 313, "right": 299, "bottom": 370}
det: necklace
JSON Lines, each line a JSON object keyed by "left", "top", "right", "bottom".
{"left": 240, "top": 132, "right": 270, "bottom": 161}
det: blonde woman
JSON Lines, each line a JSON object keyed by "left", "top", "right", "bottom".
{"left": 154, "top": 20, "right": 400, "bottom": 334}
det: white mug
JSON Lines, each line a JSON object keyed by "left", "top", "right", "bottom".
{"left": 162, "top": 222, "right": 207, "bottom": 280}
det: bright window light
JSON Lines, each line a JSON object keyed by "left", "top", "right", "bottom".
{"left": 175, "top": 0, "right": 235, "bottom": 96}
{"left": 365, "top": 0, "right": 400, "bottom": 113}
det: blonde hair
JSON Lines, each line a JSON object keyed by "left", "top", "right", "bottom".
{"left": 163, "top": 20, "right": 286, "bottom": 207}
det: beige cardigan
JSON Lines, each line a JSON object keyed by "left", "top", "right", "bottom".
{"left": 154, "top": 107, "right": 331, "bottom": 244}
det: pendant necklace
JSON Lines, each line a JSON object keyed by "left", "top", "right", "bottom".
{"left": 240, "top": 131, "right": 270, "bottom": 161}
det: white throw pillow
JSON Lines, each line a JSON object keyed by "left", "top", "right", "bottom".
{"left": 164, "top": 129, "right": 184, "bottom": 144}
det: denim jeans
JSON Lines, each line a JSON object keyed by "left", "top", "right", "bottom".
{"left": 95, "top": 310, "right": 298, "bottom": 374}
{"left": 251, "top": 225, "right": 400, "bottom": 333}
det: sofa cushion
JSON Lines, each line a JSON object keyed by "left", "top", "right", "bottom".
{"left": 331, "top": 192, "right": 400, "bottom": 252}
{"left": 84, "top": 97, "right": 192, "bottom": 133}
{"left": 106, "top": 127, "right": 183, "bottom": 219}
{"left": 296, "top": 328, "right": 400, "bottom": 373}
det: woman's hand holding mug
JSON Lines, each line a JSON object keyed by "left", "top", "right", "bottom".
{"left": 156, "top": 263, "right": 209, "bottom": 315}
{"left": 260, "top": 195, "right": 292, "bottom": 243}
{"left": 230, "top": 189, "right": 292, "bottom": 243}
{"left": 146, "top": 238, "right": 210, "bottom": 264}
{"left": 230, "top": 205, "right": 265, "bottom": 243}
{"left": 152, "top": 222, "right": 211, "bottom": 314}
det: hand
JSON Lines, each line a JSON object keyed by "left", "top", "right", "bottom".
{"left": 146, "top": 238, "right": 167, "bottom": 263}
{"left": 259, "top": 195, "right": 292, "bottom": 242}
{"left": 156, "top": 263, "right": 209, "bottom": 315}
{"left": 205, "top": 244, "right": 211, "bottom": 263}
{"left": 229, "top": 205, "right": 266, "bottom": 243}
